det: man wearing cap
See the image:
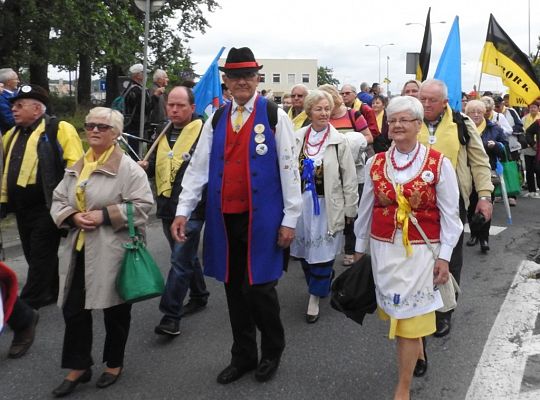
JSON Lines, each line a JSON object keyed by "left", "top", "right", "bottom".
{"left": 171, "top": 47, "right": 302, "bottom": 384}
{"left": 138, "top": 86, "right": 210, "bottom": 336}
{"left": 1, "top": 84, "right": 83, "bottom": 309}
{"left": 0, "top": 68, "right": 20, "bottom": 133}
{"left": 123, "top": 63, "right": 152, "bottom": 156}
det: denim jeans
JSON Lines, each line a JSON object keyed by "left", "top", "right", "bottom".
{"left": 159, "top": 219, "right": 209, "bottom": 322}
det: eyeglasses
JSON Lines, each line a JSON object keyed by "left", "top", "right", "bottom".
{"left": 291, "top": 94, "right": 305, "bottom": 98}
{"left": 340, "top": 91, "right": 354, "bottom": 96}
{"left": 225, "top": 72, "right": 258, "bottom": 80}
{"left": 388, "top": 118, "right": 418, "bottom": 126}
{"left": 84, "top": 123, "right": 113, "bottom": 132}
{"left": 419, "top": 97, "right": 443, "bottom": 104}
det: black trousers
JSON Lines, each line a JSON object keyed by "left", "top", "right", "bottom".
{"left": 524, "top": 155, "right": 540, "bottom": 193}
{"left": 344, "top": 183, "right": 364, "bottom": 254}
{"left": 467, "top": 191, "right": 491, "bottom": 241}
{"left": 15, "top": 204, "right": 61, "bottom": 309}
{"left": 61, "top": 251, "right": 132, "bottom": 370}
{"left": 223, "top": 213, "right": 285, "bottom": 368}
{"left": 7, "top": 297, "right": 35, "bottom": 332}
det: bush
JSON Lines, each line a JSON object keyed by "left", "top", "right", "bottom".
{"left": 49, "top": 94, "right": 77, "bottom": 117}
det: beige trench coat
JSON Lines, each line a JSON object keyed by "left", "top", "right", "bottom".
{"left": 50, "top": 145, "right": 154, "bottom": 309}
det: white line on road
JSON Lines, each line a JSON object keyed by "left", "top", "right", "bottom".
{"left": 463, "top": 224, "right": 507, "bottom": 235}
{"left": 465, "top": 260, "right": 540, "bottom": 400}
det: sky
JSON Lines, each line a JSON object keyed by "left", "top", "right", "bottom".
{"left": 186, "top": 0, "right": 538, "bottom": 95}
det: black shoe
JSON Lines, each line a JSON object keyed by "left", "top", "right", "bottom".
{"left": 413, "top": 337, "right": 428, "bottom": 377}
{"left": 434, "top": 316, "right": 451, "bottom": 338}
{"left": 255, "top": 357, "right": 280, "bottom": 382}
{"left": 183, "top": 300, "right": 207, "bottom": 316}
{"left": 466, "top": 236, "right": 478, "bottom": 247}
{"left": 306, "top": 314, "right": 319, "bottom": 324}
{"left": 52, "top": 369, "right": 92, "bottom": 397}
{"left": 216, "top": 364, "right": 256, "bottom": 385}
{"left": 154, "top": 318, "right": 180, "bottom": 336}
{"left": 96, "top": 369, "right": 122, "bottom": 388}
{"left": 480, "top": 240, "right": 490, "bottom": 253}
{"left": 8, "top": 310, "right": 39, "bottom": 359}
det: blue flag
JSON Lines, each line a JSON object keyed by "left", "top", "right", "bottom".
{"left": 434, "top": 17, "right": 462, "bottom": 111}
{"left": 193, "top": 47, "right": 226, "bottom": 118}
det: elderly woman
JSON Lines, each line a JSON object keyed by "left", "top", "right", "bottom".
{"left": 465, "top": 100, "right": 508, "bottom": 252}
{"left": 290, "top": 90, "right": 358, "bottom": 323}
{"left": 354, "top": 96, "right": 462, "bottom": 400}
{"left": 319, "top": 84, "right": 371, "bottom": 266}
{"left": 50, "top": 107, "right": 154, "bottom": 397}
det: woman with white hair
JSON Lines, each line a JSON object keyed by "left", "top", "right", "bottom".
{"left": 50, "top": 107, "right": 153, "bottom": 397}
{"left": 354, "top": 96, "right": 462, "bottom": 400}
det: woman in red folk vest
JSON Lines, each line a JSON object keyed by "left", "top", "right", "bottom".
{"left": 290, "top": 90, "right": 358, "bottom": 323}
{"left": 354, "top": 96, "right": 462, "bottom": 400}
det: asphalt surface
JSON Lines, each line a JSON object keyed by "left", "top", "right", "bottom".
{"left": 0, "top": 195, "right": 539, "bottom": 400}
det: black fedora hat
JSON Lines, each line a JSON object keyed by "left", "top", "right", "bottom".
{"left": 219, "top": 47, "right": 263, "bottom": 74}
{"left": 10, "top": 84, "right": 49, "bottom": 106}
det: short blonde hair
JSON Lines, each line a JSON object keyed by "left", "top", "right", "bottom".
{"left": 318, "top": 84, "right": 343, "bottom": 109}
{"left": 480, "top": 96, "right": 494, "bottom": 111}
{"left": 85, "top": 107, "right": 124, "bottom": 138}
{"left": 465, "top": 99, "right": 486, "bottom": 114}
{"left": 304, "top": 90, "right": 334, "bottom": 117}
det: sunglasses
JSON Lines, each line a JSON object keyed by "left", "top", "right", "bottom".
{"left": 84, "top": 123, "right": 113, "bottom": 132}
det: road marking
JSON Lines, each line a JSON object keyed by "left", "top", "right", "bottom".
{"left": 466, "top": 260, "right": 540, "bottom": 400}
{"left": 463, "top": 223, "right": 507, "bottom": 235}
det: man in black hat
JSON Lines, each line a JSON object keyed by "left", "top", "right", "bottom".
{"left": 171, "top": 47, "right": 302, "bottom": 384}
{"left": 1, "top": 84, "right": 83, "bottom": 309}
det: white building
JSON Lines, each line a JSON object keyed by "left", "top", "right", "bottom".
{"left": 219, "top": 58, "right": 318, "bottom": 102}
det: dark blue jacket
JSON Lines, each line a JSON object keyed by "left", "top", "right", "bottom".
{"left": 0, "top": 90, "right": 15, "bottom": 133}
{"left": 481, "top": 119, "right": 508, "bottom": 170}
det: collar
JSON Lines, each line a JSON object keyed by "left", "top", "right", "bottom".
{"left": 68, "top": 144, "right": 124, "bottom": 176}
{"left": 232, "top": 93, "right": 258, "bottom": 114}
{"left": 424, "top": 112, "right": 444, "bottom": 129}
{"left": 20, "top": 115, "right": 46, "bottom": 134}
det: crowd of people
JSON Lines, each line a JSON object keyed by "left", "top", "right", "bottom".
{"left": 1, "top": 46, "right": 540, "bottom": 400}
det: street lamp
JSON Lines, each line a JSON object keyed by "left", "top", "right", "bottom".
{"left": 365, "top": 43, "right": 395, "bottom": 84}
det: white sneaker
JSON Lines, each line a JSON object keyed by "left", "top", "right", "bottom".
{"left": 494, "top": 196, "right": 502, "bottom": 203}
{"left": 509, "top": 198, "right": 517, "bottom": 206}
{"left": 533, "top": 192, "right": 540, "bottom": 198}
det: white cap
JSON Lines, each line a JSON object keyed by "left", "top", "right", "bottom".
{"left": 129, "top": 63, "right": 144, "bottom": 74}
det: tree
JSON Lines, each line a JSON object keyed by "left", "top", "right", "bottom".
{"left": 317, "top": 66, "right": 340, "bottom": 86}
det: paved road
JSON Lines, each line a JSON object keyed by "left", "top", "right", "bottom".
{"left": 1, "top": 196, "right": 540, "bottom": 399}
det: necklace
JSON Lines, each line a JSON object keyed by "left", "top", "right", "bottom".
{"left": 391, "top": 144, "right": 421, "bottom": 171}
{"left": 304, "top": 126, "right": 330, "bottom": 157}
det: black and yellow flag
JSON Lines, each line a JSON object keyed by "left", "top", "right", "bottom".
{"left": 481, "top": 14, "right": 540, "bottom": 106}
{"left": 416, "top": 8, "right": 432, "bottom": 82}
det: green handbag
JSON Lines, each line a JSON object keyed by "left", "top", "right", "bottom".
{"left": 494, "top": 148, "right": 522, "bottom": 197}
{"left": 116, "top": 202, "right": 164, "bottom": 303}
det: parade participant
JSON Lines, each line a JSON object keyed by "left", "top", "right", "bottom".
{"left": 288, "top": 83, "right": 310, "bottom": 130}
{"left": 171, "top": 47, "right": 302, "bottom": 384}
{"left": 290, "top": 90, "right": 358, "bottom": 323}
{"left": 139, "top": 86, "right": 209, "bottom": 336}
{"left": 418, "top": 79, "right": 493, "bottom": 337}
{"left": 0, "top": 68, "right": 19, "bottom": 132}
{"left": 372, "top": 94, "right": 391, "bottom": 153}
{"left": 221, "top": 83, "right": 233, "bottom": 103}
{"left": 340, "top": 83, "right": 380, "bottom": 137}
{"left": 465, "top": 100, "right": 508, "bottom": 252}
{"left": 354, "top": 95, "right": 462, "bottom": 400}
{"left": 149, "top": 69, "right": 169, "bottom": 126}
{"left": 50, "top": 107, "right": 153, "bottom": 397}
{"left": 401, "top": 80, "right": 420, "bottom": 98}
{"left": 281, "top": 93, "right": 292, "bottom": 111}
{"left": 522, "top": 101, "right": 540, "bottom": 197}
{"left": 357, "top": 82, "right": 373, "bottom": 106}
{"left": 2, "top": 84, "right": 83, "bottom": 309}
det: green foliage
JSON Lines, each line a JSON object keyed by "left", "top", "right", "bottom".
{"left": 49, "top": 94, "right": 77, "bottom": 117}
{"left": 317, "top": 66, "right": 340, "bottom": 86}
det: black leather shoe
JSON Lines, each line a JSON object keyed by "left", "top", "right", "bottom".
{"left": 183, "top": 300, "right": 207, "bottom": 316}
{"left": 413, "top": 337, "right": 428, "bottom": 377}
{"left": 8, "top": 310, "right": 39, "bottom": 359}
{"left": 52, "top": 369, "right": 92, "bottom": 397}
{"left": 255, "top": 358, "right": 280, "bottom": 382}
{"left": 480, "top": 240, "right": 490, "bottom": 253}
{"left": 306, "top": 314, "right": 319, "bottom": 324}
{"left": 154, "top": 318, "right": 180, "bottom": 336}
{"left": 96, "top": 369, "right": 122, "bottom": 388}
{"left": 434, "top": 316, "right": 451, "bottom": 338}
{"left": 217, "top": 364, "right": 256, "bottom": 384}
{"left": 466, "top": 236, "right": 478, "bottom": 247}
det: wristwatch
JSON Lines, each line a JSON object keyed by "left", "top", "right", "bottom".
{"left": 478, "top": 196, "right": 492, "bottom": 203}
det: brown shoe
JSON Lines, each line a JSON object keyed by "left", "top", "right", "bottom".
{"left": 8, "top": 310, "right": 39, "bottom": 359}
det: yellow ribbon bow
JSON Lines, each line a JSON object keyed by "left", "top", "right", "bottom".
{"left": 395, "top": 184, "right": 413, "bottom": 257}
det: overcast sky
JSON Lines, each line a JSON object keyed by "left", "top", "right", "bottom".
{"left": 187, "top": 0, "right": 538, "bottom": 95}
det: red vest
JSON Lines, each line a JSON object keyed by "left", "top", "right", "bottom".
{"left": 370, "top": 147, "right": 444, "bottom": 244}
{"left": 222, "top": 110, "right": 256, "bottom": 213}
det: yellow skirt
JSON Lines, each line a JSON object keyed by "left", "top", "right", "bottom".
{"left": 377, "top": 307, "right": 436, "bottom": 339}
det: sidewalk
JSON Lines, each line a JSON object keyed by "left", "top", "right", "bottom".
{"left": 1, "top": 213, "right": 22, "bottom": 260}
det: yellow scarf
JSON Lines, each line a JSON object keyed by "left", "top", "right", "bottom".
{"left": 418, "top": 105, "right": 461, "bottom": 168}
{"left": 395, "top": 184, "right": 413, "bottom": 257}
{"left": 155, "top": 120, "right": 202, "bottom": 197}
{"left": 352, "top": 98, "right": 362, "bottom": 112}
{"left": 75, "top": 145, "right": 115, "bottom": 251}
{"left": 477, "top": 119, "right": 487, "bottom": 135}
{"left": 1, "top": 120, "right": 46, "bottom": 203}
{"left": 523, "top": 113, "right": 540, "bottom": 130}
{"left": 376, "top": 111, "right": 384, "bottom": 131}
{"left": 288, "top": 108, "right": 308, "bottom": 130}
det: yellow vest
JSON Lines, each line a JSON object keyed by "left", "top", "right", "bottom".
{"left": 418, "top": 105, "right": 461, "bottom": 168}
{"left": 155, "top": 119, "right": 203, "bottom": 197}
{"left": 288, "top": 108, "right": 308, "bottom": 131}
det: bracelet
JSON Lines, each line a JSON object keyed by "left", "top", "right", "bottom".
{"left": 478, "top": 196, "right": 492, "bottom": 203}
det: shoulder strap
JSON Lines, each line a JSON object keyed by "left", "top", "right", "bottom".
{"left": 126, "top": 202, "right": 136, "bottom": 239}
{"left": 452, "top": 110, "right": 470, "bottom": 145}
{"left": 266, "top": 100, "right": 279, "bottom": 131}
{"left": 211, "top": 106, "right": 227, "bottom": 130}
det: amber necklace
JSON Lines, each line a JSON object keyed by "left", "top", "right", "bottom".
{"left": 390, "top": 143, "right": 421, "bottom": 171}
{"left": 303, "top": 125, "right": 330, "bottom": 157}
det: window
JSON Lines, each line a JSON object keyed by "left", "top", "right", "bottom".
{"left": 259, "top": 73, "right": 266, "bottom": 83}
{"left": 288, "top": 73, "right": 295, "bottom": 85}
{"left": 273, "top": 73, "right": 281, "bottom": 83}
{"left": 302, "top": 74, "right": 310, "bottom": 83}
